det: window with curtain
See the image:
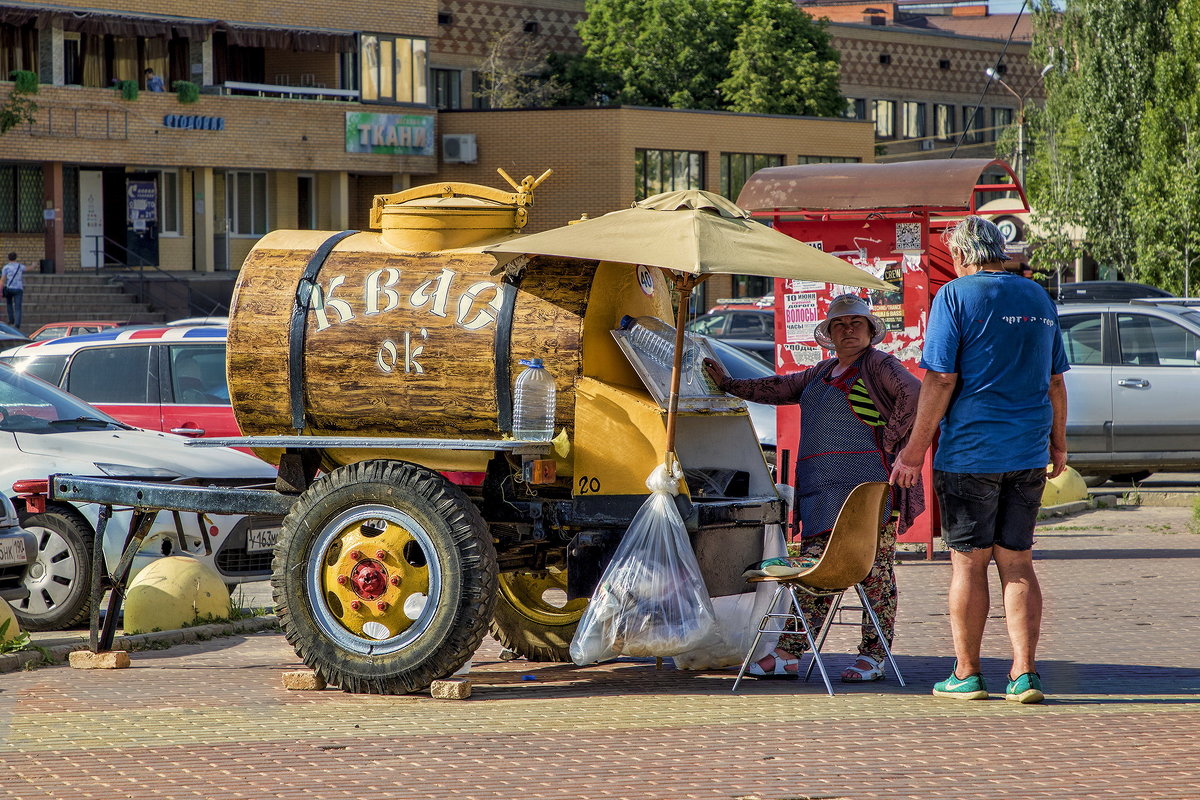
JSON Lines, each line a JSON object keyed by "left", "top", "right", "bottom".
{"left": 143, "top": 36, "right": 169, "bottom": 90}
{"left": 112, "top": 36, "right": 139, "bottom": 82}
{"left": 227, "top": 171, "right": 268, "bottom": 236}
{"left": 935, "top": 104, "right": 955, "bottom": 140}
{"left": 0, "top": 22, "right": 38, "bottom": 76}
{"left": 360, "top": 33, "right": 429, "bottom": 104}
{"left": 991, "top": 107, "right": 1015, "bottom": 139}
{"left": 872, "top": 100, "right": 895, "bottom": 138}
{"left": 961, "top": 106, "right": 984, "bottom": 143}
{"left": 80, "top": 33, "right": 103, "bottom": 87}
{"left": 902, "top": 101, "right": 926, "bottom": 139}
{"left": 719, "top": 153, "right": 783, "bottom": 200}
{"left": 843, "top": 98, "right": 866, "bottom": 120}
{"left": 634, "top": 149, "right": 704, "bottom": 201}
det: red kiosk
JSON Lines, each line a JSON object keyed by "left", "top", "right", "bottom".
{"left": 736, "top": 158, "right": 1030, "bottom": 555}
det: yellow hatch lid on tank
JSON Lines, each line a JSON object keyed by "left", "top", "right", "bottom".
{"left": 370, "top": 168, "right": 552, "bottom": 252}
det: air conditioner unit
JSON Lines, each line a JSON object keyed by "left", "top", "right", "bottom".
{"left": 442, "top": 133, "right": 478, "bottom": 164}
{"left": 919, "top": 139, "right": 935, "bottom": 151}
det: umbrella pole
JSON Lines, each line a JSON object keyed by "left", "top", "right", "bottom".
{"left": 664, "top": 274, "right": 707, "bottom": 473}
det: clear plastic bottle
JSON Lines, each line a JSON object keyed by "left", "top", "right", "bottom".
{"left": 512, "top": 358, "right": 556, "bottom": 441}
{"left": 620, "top": 315, "right": 672, "bottom": 368}
{"left": 619, "top": 315, "right": 697, "bottom": 372}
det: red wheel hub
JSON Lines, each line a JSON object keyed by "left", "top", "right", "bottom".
{"left": 349, "top": 559, "right": 389, "bottom": 600}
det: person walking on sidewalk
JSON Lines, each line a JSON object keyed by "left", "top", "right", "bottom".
{"left": 705, "top": 294, "right": 923, "bottom": 683}
{"left": 1, "top": 252, "right": 26, "bottom": 329}
{"left": 890, "top": 216, "right": 1068, "bottom": 704}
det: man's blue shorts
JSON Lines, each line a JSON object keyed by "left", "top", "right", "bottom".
{"left": 933, "top": 468, "right": 1046, "bottom": 553}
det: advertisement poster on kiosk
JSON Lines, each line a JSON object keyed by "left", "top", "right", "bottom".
{"left": 736, "top": 159, "right": 1032, "bottom": 555}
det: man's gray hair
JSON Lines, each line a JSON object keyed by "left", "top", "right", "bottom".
{"left": 943, "top": 215, "right": 1009, "bottom": 266}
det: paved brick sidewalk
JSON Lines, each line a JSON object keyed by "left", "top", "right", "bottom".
{"left": 1, "top": 506, "right": 1198, "bottom": 800}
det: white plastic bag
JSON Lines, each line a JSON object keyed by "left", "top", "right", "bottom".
{"left": 672, "top": 521, "right": 789, "bottom": 670}
{"left": 569, "top": 462, "right": 719, "bottom": 665}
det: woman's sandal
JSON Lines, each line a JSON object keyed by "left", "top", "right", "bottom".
{"left": 746, "top": 650, "right": 801, "bottom": 680}
{"left": 841, "top": 655, "right": 885, "bottom": 682}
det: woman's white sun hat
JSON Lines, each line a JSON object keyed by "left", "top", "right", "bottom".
{"left": 813, "top": 293, "right": 887, "bottom": 349}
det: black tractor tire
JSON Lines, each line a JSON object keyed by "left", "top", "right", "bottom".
{"left": 272, "top": 460, "right": 497, "bottom": 694}
{"left": 489, "top": 568, "right": 588, "bottom": 662}
{"left": 14, "top": 505, "right": 96, "bottom": 631}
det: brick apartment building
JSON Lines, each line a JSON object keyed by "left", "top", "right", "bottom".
{"left": 0, "top": 0, "right": 1036, "bottom": 305}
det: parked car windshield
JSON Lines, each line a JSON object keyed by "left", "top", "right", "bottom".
{"left": 0, "top": 363, "right": 128, "bottom": 433}
{"left": 1, "top": 354, "right": 69, "bottom": 385}
{"left": 708, "top": 338, "right": 773, "bottom": 379}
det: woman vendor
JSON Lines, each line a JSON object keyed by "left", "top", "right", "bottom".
{"left": 702, "top": 294, "right": 923, "bottom": 682}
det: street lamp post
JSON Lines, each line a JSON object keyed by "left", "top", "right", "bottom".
{"left": 985, "top": 67, "right": 1028, "bottom": 186}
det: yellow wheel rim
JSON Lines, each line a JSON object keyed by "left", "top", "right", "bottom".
{"left": 497, "top": 567, "right": 587, "bottom": 626}
{"left": 312, "top": 506, "right": 434, "bottom": 645}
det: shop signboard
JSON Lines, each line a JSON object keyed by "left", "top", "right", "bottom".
{"left": 345, "top": 112, "right": 435, "bottom": 156}
{"left": 127, "top": 180, "right": 157, "bottom": 231}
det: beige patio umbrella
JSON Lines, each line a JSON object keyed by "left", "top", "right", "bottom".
{"left": 486, "top": 189, "right": 895, "bottom": 464}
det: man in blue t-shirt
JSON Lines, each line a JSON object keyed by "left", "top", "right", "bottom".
{"left": 890, "top": 216, "right": 1068, "bottom": 705}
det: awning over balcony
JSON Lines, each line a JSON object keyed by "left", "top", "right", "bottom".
{"left": 0, "top": 5, "right": 217, "bottom": 39}
{"left": 0, "top": 4, "right": 357, "bottom": 51}
{"left": 221, "top": 24, "right": 357, "bottom": 52}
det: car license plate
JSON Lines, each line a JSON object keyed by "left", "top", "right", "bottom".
{"left": 246, "top": 526, "right": 280, "bottom": 553}
{"left": 0, "top": 536, "right": 27, "bottom": 566}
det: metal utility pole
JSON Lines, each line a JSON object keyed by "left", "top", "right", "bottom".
{"left": 985, "top": 68, "right": 1028, "bottom": 186}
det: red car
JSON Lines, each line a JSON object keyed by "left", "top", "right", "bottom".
{"left": 707, "top": 295, "right": 773, "bottom": 313}
{"left": 0, "top": 326, "right": 238, "bottom": 439}
{"left": 28, "top": 321, "right": 123, "bottom": 342}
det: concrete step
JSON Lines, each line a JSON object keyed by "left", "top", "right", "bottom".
{"left": 17, "top": 311, "right": 167, "bottom": 330}
{"left": 23, "top": 275, "right": 124, "bottom": 286}
{"left": 23, "top": 299, "right": 143, "bottom": 312}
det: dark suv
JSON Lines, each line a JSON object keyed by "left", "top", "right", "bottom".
{"left": 1057, "top": 281, "right": 1173, "bottom": 304}
{"left": 686, "top": 309, "right": 774, "bottom": 341}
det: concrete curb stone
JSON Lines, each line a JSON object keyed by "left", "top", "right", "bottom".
{"left": 0, "top": 614, "right": 279, "bottom": 675}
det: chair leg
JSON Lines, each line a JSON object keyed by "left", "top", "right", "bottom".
{"left": 732, "top": 584, "right": 787, "bottom": 692}
{"left": 803, "top": 590, "right": 843, "bottom": 684}
{"left": 856, "top": 583, "right": 905, "bottom": 687}
{"left": 790, "top": 586, "right": 834, "bottom": 696}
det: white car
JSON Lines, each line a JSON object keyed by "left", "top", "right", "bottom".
{"left": 0, "top": 493, "right": 37, "bottom": 606}
{"left": 0, "top": 362, "right": 278, "bottom": 631}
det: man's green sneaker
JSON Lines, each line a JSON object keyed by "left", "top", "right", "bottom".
{"left": 932, "top": 670, "right": 989, "bottom": 700}
{"left": 1005, "top": 672, "right": 1045, "bottom": 704}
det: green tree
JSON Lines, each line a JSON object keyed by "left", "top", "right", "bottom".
{"left": 565, "top": 0, "right": 841, "bottom": 114}
{"left": 541, "top": 51, "right": 621, "bottom": 107}
{"left": 720, "top": 0, "right": 841, "bottom": 116}
{"left": 576, "top": 0, "right": 745, "bottom": 109}
{"left": 1129, "top": 0, "right": 1200, "bottom": 295}
{"left": 1026, "top": 0, "right": 1175, "bottom": 277}
{"left": 0, "top": 70, "right": 38, "bottom": 135}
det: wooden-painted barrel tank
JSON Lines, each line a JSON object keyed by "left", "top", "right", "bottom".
{"left": 226, "top": 172, "right": 671, "bottom": 474}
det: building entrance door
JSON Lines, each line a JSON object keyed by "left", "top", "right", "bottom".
{"left": 125, "top": 171, "right": 159, "bottom": 267}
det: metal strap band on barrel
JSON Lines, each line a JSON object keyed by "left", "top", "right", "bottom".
{"left": 289, "top": 230, "right": 356, "bottom": 432}
{"left": 493, "top": 275, "right": 520, "bottom": 433}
